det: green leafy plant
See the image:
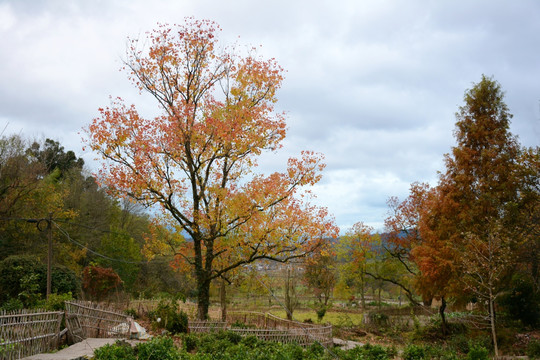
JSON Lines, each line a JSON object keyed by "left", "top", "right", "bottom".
{"left": 0, "top": 338, "right": 17, "bottom": 358}
{"left": 527, "top": 340, "right": 540, "bottom": 360}
{"left": 136, "top": 336, "right": 181, "bottom": 360}
{"left": 148, "top": 299, "right": 188, "bottom": 334}
{"left": 182, "top": 333, "right": 199, "bottom": 352}
{"left": 467, "top": 344, "right": 489, "bottom": 360}
{"left": 403, "top": 344, "right": 426, "bottom": 360}
{"left": 92, "top": 340, "right": 136, "bottom": 360}
{"left": 369, "top": 312, "right": 389, "bottom": 327}
{"left": 316, "top": 306, "right": 328, "bottom": 322}
{"left": 0, "top": 256, "right": 80, "bottom": 305}
{"left": 44, "top": 292, "right": 73, "bottom": 311}
{"left": 335, "top": 343, "right": 390, "bottom": 360}
{"left": 124, "top": 308, "right": 138, "bottom": 319}
{"left": 0, "top": 298, "right": 23, "bottom": 311}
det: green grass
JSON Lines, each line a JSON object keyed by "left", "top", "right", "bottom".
{"left": 268, "top": 308, "right": 365, "bottom": 326}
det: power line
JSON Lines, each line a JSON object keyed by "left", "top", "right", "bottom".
{"left": 1, "top": 215, "right": 171, "bottom": 265}
{"left": 53, "top": 221, "right": 172, "bottom": 265}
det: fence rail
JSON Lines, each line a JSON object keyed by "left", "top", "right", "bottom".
{"left": 190, "top": 311, "right": 333, "bottom": 348}
{"left": 188, "top": 320, "right": 228, "bottom": 333}
{"left": 65, "top": 301, "right": 131, "bottom": 341}
{"left": 0, "top": 309, "right": 63, "bottom": 360}
{"left": 1, "top": 304, "right": 331, "bottom": 359}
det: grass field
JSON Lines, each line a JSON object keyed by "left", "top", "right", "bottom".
{"left": 267, "top": 308, "right": 366, "bottom": 327}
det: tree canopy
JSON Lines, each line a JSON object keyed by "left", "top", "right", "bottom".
{"left": 85, "top": 18, "right": 338, "bottom": 319}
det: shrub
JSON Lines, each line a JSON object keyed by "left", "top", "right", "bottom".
{"left": 0, "top": 256, "right": 80, "bottom": 306}
{"left": 216, "top": 330, "right": 242, "bottom": 345}
{"left": 149, "top": 299, "right": 188, "bottom": 334}
{"left": 447, "top": 333, "right": 470, "bottom": 355}
{"left": 424, "top": 344, "right": 459, "bottom": 360}
{"left": 403, "top": 344, "right": 426, "bottom": 360}
{"left": 136, "top": 336, "right": 181, "bottom": 360}
{"left": 308, "top": 341, "right": 325, "bottom": 357}
{"left": 498, "top": 275, "right": 540, "bottom": 327}
{"left": 124, "top": 308, "right": 138, "bottom": 319}
{"left": 283, "top": 343, "right": 304, "bottom": 360}
{"left": 231, "top": 320, "right": 254, "bottom": 329}
{"left": 93, "top": 340, "right": 136, "bottom": 360}
{"left": 337, "top": 343, "right": 390, "bottom": 360}
{"left": 182, "top": 333, "right": 199, "bottom": 352}
{"left": 527, "top": 340, "right": 540, "bottom": 360}
{"left": 44, "top": 292, "right": 73, "bottom": 311}
{"left": 82, "top": 265, "right": 122, "bottom": 301}
{"left": 467, "top": 344, "right": 489, "bottom": 360}
{"left": 368, "top": 312, "right": 389, "bottom": 327}
{"left": 0, "top": 298, "right": 24, "bottom": 311}
{"left": 51, "top": 266, "right": 80, "bottom": 296}
{"left": 0, "top": 255, "right": 44, "bottom": 303}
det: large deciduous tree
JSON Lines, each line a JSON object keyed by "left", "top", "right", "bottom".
{"left": 85, "top": 19, "right": 338, "bottom": 319}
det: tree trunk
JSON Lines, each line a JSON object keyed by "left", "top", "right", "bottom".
{"left": 285, "top": 267, "right": 294, "bottom": 320}
{"left": 378, "top": 287, "right": 382, "bottom": 311}
{"left": 489, "top": 293, "right": 499, "bottom": 358}
{"left": 197, "top": 277, "right": 211, "bottom": 320}
{"left": 439, "top": 296, "right": 447, "bottom": 336}
{"left": 220, "top": 277, "right": 227, "bottom": 322}
{"left": 360, "top": 272, "right": 366, "bottom": 309}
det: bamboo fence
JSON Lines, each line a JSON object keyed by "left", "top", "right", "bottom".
{"left": 189, "top": 311, "right": 333, "bottom": 348}
{"left": 188, "top": 320, "right": 227, "bottom": 333}
{"left": 65, "top": 300, "right": 131, "bottom": 341}
{"left": 0, "top": 309, "right": 63, "bottom": 360}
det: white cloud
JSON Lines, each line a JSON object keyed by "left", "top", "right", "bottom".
{"left": 1, "top": 0, "right": 539, "bottom": 233}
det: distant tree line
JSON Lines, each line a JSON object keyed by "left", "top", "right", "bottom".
{"left": 0, "top": 135, "right": 196, "bottom": 309}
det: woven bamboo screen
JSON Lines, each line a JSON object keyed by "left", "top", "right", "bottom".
{"left": 65, "top": 300, "right": 130, "bottom": 341}
{"left": 0, "top": 309, "right": 63, "bottom": 360}
{"left": 190, "top": 311, "right": 333, "bottom": 348}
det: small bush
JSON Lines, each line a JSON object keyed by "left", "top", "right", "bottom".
{"left": 424, "top": 344, "right": 459, "bottom": 360}
{"left": 136, "top": 336, "right": 181, "bottom": 360}
{"left": 0, "top": 298, "right": 24, "bottom": 311}
{"left": 82, "top": 265, "right": 122, "bottom": 301}
{"left": 527, "top": 340, "right": 540, "bottom": 360}
{"left": 124, "top": 308, "right": 138, "bottom": 319}
{"left": 240, "top": 335, "right": 262, "bottom": 349}
{"left": 447, "top": 333, "right": 469, "bottom": 354}
{"left": 337, "top": 343, "right": 390, "bottom": 360}
{"left": 403, "top": 344, "right": 426, "bottom": 360}
{"left": 498, "top": 275, "right": 540, "bottom": 327}
{"left": 369, "top": 312, "right": 389, "bottom": 327}
{"left": 214, "top": 330, "right": 242, "bottom": 345}
{"left": 93, "top": 340, "right": 136, "bottom": 360}
{"left": 149, "top": 299, "right": 188, "bottom": 334}
{"left": 284, "top": 343, "right": 304, "bottom": 360}
{"left": 0, "top": 256, "right": 80, "bottom": 305}
{"left": 182, "top": 333, "right": 199, "bottom": 352}
{"left": 231, "top": 320, "right": 254, "bottom": 329}
{"left": 308, "top": 341, "right": 325, "bottom": 357}
{"left": 316, "top": 306, "right": 327, "bottom": 322}
{"left": 467, "top": 344, "right": 489, "bottom": 360}
{"left": 44, "top": 292, "right": 73, "bottom": 311}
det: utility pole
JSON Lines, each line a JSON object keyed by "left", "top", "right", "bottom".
{"left": 46, "top": 213, "right": 52, "bottom": 299}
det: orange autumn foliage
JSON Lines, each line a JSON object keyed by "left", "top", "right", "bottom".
{"left": 84, "top": 18, "right": 338, "bottom": 319}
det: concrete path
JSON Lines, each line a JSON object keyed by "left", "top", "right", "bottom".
{"left": 333, "top": 337, "right": 363, "bottom": 350}
{"left": 23, "top": 338, "right": 141, "bottom": 360}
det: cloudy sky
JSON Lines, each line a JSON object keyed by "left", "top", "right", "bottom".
{"left": 1, "top": 0, "right": 539, "bottom": 232}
